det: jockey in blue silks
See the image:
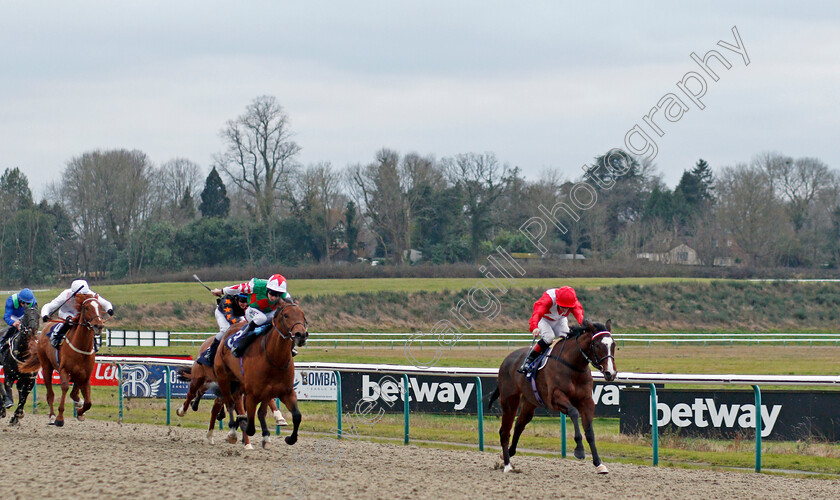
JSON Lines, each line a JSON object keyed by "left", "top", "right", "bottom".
{"left": 0, "top": 288, "right": 37, "bottom": 408}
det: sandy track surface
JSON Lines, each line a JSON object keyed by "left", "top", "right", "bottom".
{"left": 1, "top": 416, "right": 838, "bottom": 499}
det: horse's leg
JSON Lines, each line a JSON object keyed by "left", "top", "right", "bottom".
{"left": 55, "top": 369, "right": 71, "bottom": 427}
{"left": 191, "top": 386, "right": 206, "bottom": 412}
{"left": 579, "top": 400, "right": 607, "bottom": 473}
{"left": 177, "top": 374, "right": 202, "bottom": 417}
{"left": 243, "top": 392, "right": 258, "bottom": 439}
{"left": 567, "top": 406, "right": 585, "bottom": 460}
{"left": 509, "top": 400, "right": 537, "bottom": 458}
{"left": 70, "top": 384, "right": 82, "bottom": 410}
{"left": 10, "top": 375, "right": 35, "bottom": 425}
{"left": 499, "top": 393, "right": 521, "bottom": 472}
{"left": 279, "top": 390, "right": 301, "bottom": 445}
{"left": 43, "top": 366, "right": 56, "bottom": 424}
{"left": 206, "top": 399, "right": 223, "bottom": 445}
{"left": 0, "top": 378, "right": 9, "bottom": 417}
{"left": 77, "top": 381, "right": 92, "bottom": 419}
{"left": 268, "top": 397, "right": 287, "bottom": 426}
{"left": 258, "top": 401, "right": 271, "bottom": 449}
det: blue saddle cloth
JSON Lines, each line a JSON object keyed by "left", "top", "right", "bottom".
{"left": 225, "top": 323, "right": 269, "bottom": 351}
{"left": 45, "top": 323, "right": 63, "bottom": 340}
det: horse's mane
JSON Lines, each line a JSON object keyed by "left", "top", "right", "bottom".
{"left": 568, "top": 321, "right": 609, "bottom": 339}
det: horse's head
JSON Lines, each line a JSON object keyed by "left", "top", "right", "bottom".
{"left": 78, "top": 294, "right": 106, "bottom": 334}
{"left": 582, "top": 319, "right": 617, "bottom": 382}
{"left": 19, "top": 307, "right": 41, "bottom": 338}
{"left": 274, "top": 301, "right": 308, "bottom": 348}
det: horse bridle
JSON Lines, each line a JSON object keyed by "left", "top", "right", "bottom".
{"left": 6, "top": 311, "right": 39, "bottom": 364}
{"left": 576, "top": 331, "right": 615, "bottom": 373}
{"left": 63, "top": 298, "right": 108, "bottom": 356}
{"left": 270, "top": 302, "right": 307, "bottom": 341}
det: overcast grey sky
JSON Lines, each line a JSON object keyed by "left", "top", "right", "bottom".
{"left": 2, "top": 1, "right": 838, "bottom": 198}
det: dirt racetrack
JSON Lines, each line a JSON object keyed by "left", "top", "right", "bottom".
{"left": 1, "top": 417, "right": 838, "bottom": 499}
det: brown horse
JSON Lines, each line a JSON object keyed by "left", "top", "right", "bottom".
{"left": 20, "top": 294, "right": 106, "bottom": 427}
{"left": 488, "top": 319, "right": 616, "bottom": 474}
{"left": 215, "top": 302, "right": 308, "bottom": 448}
{"left": 176, "top": 332, "right": 287, "bottom": 447}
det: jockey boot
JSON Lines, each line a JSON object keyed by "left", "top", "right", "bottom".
{"left": 517, "top": 339, "right": 551, "bottom": 374}
{"left": 197, "top": 338, "right": 220, "bottom": 366}
{"left": 51, "top": 323, "right": 71, "bottom": 349}
{"left": 232, "top": 322, "right": 259, "bottom": 358}
{"left": 2, "top": 392, "right": 12, "bottom": 409}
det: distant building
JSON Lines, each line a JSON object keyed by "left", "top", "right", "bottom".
{"left": 637, "top": 243, "right": 701, "bottom": 266}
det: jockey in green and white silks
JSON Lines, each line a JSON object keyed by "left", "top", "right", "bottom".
{"left": 210, "top": 274, "right": 293, "bottom": 358}
{"left": 40, "top": 279, "right": 114, "bottom": 348}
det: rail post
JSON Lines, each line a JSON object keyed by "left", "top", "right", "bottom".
{"left": 275, "top": 398, "right": 281, "bottom": 436}
{"left": 335, "top": 371, "right": 342, "bottom": 439}
{"left": 561, "top": 414, "right": 567, "bottom": 458}
{"left": 649, "top": 383, "right": 659, "bottom": 466}
{"left": 165, "top": 366, "right": 171, "bottom": 426}
{"left": 32, "top": 382, "right": 37, "bottom": 413}
{"left": 475, "top": 377, "right": 484, "bottom": 451}
{"left": 403, "top": 374, "right": 410, "bottom": 445}
{"left": 753, "top": 385, "right": 762, "bottom": 473}
{"left": 118, "top": 364, "right": 123, "bottom": 423}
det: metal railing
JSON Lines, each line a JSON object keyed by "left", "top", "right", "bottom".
{"left": 92, "top": 356, "right": 840, "bottom": 472}
{"left": 104, "top": 330, "right": 840, "bottom": 348}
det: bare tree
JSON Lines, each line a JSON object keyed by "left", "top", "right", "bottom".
{"left": 155, "top": 158, "right": 202, "bottom": 223}
{"left": 716, "top": 163, "right": 792, "bottom": 266}
{"left": 215, "top": 95, "right": 301, "bottom": 221}
{"left": 443, "top": 152, "right": 508, "bottom": 260}
{"left": 296, "top": 162, "right": 342, "bottom": 262}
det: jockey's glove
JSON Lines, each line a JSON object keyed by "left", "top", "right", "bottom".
{"left": 42, "top": 315, "right": 50, "bottom": 322}
{"left": 107, "top": 309, "right": 114, "bottom": 316}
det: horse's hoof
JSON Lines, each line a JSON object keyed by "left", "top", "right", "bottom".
{"left": 227, "top": 430, "right": 237, "bottom": 444}
{"left": 77, "top": 414, "right": 85, "bottom": 422}
{"left": 73, "top": 400, "right": 84, "bottom": 410}
{"left": 262, "top": 437, "right": 272, "bottom": 450}
{"left": 503, "top": 464, "right": 514, "bottom": 473}
{"left": 273, "top": 410, "right": 288, "bottom": 426}
{"left": 595, "top": 464, "right": 609, "bottom": 474}
{"left": 54, "top": 419, "right": 64, "bottom": 427}
{"left": 244, "top": 443, "right": 254, "bottom": 450}
{"left": 48, "top": 415, "right": 56, "bottom": 425}
{"left": 574, "top": 448, "right": 586, "bottom": 460}
{"left": 284, "top": 435, "right": 297, "bottom": 445}
{"left": 176, "top": 407, "right": 186, "bottom": 417}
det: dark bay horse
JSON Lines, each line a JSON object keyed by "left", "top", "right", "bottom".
{"left": 489, "top": 319, "right": 616, "bottom": 474}
{"left": 0, "top": 307, "right": 40, "bottom": 424}
{"left": 20, "top": 294, "right": 106, "bottom": 426}
{"left": 176, "top": 331, "right": 287, "bottom": 447}
{"left": 215, "top": 302, "right": 308, "bottom": 449}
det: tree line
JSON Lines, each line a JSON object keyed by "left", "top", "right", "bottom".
{"left": 2, "top": 95, "right": 839, "bottom": 284}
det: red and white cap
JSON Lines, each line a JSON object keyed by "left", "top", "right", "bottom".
{"left": 267, "top": 274, "right": 287, "bottom": 294}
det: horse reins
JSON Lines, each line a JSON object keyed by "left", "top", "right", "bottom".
{"left": 263, "top": 302, "right": 307, "bottom": 371}
{"left": 576, "top": 331, "right": 614, "bottom": 373}
{"left": 64, "top": 297, "right": 107, "bottom": 356}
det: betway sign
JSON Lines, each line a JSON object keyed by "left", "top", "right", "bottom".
{"left": 621, "top": 389, "right": 840, "bottom": 441}
{"left": 340, "top": 372, "right": 624, "bottom": 416}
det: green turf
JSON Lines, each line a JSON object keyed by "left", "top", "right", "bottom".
{"left": 32, "top": 277, "right": 712, "bottom": 306}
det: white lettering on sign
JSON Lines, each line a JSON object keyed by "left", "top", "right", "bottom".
{"left": 650, "top": 397, "right": 782, "bottom": 437}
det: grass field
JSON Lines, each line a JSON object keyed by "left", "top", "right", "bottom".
{"left": 29, "top": 277, "right": 712, "bottom": 306}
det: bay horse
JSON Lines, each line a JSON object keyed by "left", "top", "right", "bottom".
{"left": 0, "top": 307, "right": 40, "bottom": 424}
{"left": 488, "top": 319, "right": 616, "bottom": 474}
{"left": 176, "top": 332, "right": 288, "bottom": 447}
{"left": 215, "top": 301, "right": 308, "bottom": 449}
{"left": 20, "top": 293, "right": 106, "bottom": 426}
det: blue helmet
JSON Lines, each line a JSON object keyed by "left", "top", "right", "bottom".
{"left": 18, "top": 288, "right": 35, "bottom": 304}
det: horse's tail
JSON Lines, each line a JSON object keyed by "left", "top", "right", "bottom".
{"left": 18, "top": 338, "right": 41, "bottom": 373}
{"left": 487, "top": 385, "right": 500, "bottom": 410}
{"left": 176, "top": 366, "right": 192, "bottom": 382}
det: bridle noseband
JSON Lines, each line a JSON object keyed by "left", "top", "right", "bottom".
{"left": 270, "top": 302, "right": 307, "bottom": 341}
{"left": 576, "top": 330, "right": 614, "bottom": 373}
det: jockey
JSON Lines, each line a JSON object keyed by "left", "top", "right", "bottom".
{"left": 40, "top": 279, "right": 114, "bottom": 349}
{"left": 210, "top": 274, "right": 293, "bottom": 358}
{"left": 0, "top": 288, "right": 37, "bottom": 354}
{"left": 518, "top": 286, "right": 585, "bottom": 374}
{"left": 195, "top": 292, "right": 250, "bottom": 366}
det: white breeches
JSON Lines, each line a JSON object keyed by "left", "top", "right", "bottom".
{"left": 244, "top": 307, "right": 275, "bottom": 327}
{"left": 538, "top": 316, "right": 570, "bottom": 343}
{"left": 214, "top": 309, "right": 244, "bottom": 340}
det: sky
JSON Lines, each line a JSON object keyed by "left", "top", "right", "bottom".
{"left": 2, "top": 1, "right": 839, "bottom": 199}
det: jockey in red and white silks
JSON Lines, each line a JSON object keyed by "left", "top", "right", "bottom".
{"left": 519, "top": 286, "right": 585, "bottom": 374}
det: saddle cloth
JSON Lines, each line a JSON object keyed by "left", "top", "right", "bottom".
{"left": 526, "top": 336, "right": 565, "bottom": 377}
{"left": 224, "top": 323, "right": 269, "bottom": 351}
{"left": 45, "top": 323, "right": 63, "bottom": 340}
